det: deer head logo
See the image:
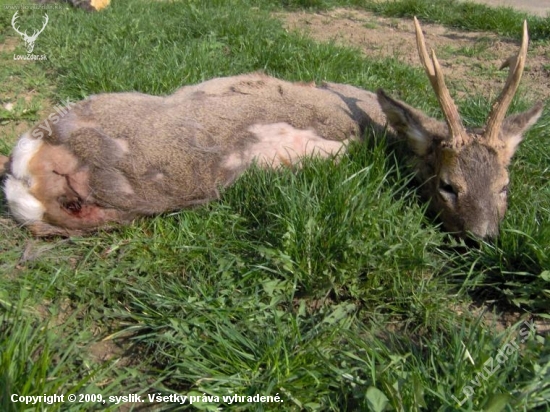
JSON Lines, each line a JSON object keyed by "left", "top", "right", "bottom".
{"left": 11, "top": 11, "right": 49, "bottom": 54}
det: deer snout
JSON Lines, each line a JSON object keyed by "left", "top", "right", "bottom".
{"left": 461, "top": 198, "right": 502, "bottom": 239}
{"left": 466, "top": 220, "right": 499, "bottom": 239}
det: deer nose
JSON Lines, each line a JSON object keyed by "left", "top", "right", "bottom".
{"left": 468, "top": 221, "right": 489, "bottom": 239}
{"left": 462, "top": 198, "right": 501, "bottom": 239}
{"left": 466, "top": 212, "right": 500, "bottom": 239}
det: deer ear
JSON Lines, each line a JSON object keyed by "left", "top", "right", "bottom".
{"left": 377, "top": 89, "right": 443, "bottom": 157}
{"left": 499, "top": 102, "right": 544, "bottom": 163}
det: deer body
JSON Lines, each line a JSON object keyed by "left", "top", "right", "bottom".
{"left": 4, "top": 74, "right": 386, "bottom": 236}
{"left": 1, "top": 20, "right": 544, "bottom": 238}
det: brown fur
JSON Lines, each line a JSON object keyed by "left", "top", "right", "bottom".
{"left": 0, "top": 155, "right": 8, "bottom": 175}
{"left": 46, "top": 74, "right": 375, "bottom": 213}
{"left": 3, "top": 69, "right": 544, "bottom": 238}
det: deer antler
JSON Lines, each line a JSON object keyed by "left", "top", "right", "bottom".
{"left": 413, "top": 17, "right": 469, "bottom": 148}
{"left": 32, "top": 13, "right": 49, "bottom": 39}
{"left": 11, "top": 11, "right": 27, "bottom": 38}
{"left": 11, "top": 12, "right": 48, "bottom": 40}
{"left": 484, "top": 21, "right": 529, "bottom": 146}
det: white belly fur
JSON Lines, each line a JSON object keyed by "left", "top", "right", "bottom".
{"left": 223, "top": 122, "right": 349, "bottom": 170}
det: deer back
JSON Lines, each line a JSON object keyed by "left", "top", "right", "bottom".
{"left": 3, "top": 73, "right": 383, "bottom": 236}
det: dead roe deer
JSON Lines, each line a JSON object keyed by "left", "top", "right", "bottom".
{"left": 1, "top": 18, "right": 544, "bottom": 238}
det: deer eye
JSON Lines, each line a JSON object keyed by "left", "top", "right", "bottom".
{"left": 500, "top": 184, "right": 509, "bottom": 196}
{"left": 439, "top": 181, "right": 457, "bottom": 198}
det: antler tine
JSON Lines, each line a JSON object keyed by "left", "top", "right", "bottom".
{"left": 484, "top": 20, "right": 529, "bottom": 146}
{"left": 11, "top": 11, "right": 26, "bottom": 37}
{"left": 34, "top": 13, "right": 49, "bottom": 37}
{"left": 42, "top": 14, "right": 49, "bottom": 30}
{"left": 414, "top": 17, "right": 468, "bottom": 148}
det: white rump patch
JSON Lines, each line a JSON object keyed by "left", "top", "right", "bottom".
{"left": 4, "top": 132, "right": 46, "bottom": 224}
{"left": 223, "top": 122, "right": 347, "bottom": 170}
{"left": 10, "top": 132, "right": 43, "bottom": 181}
{"left": 4, "top": 176, "right": 45, "bottom": 223}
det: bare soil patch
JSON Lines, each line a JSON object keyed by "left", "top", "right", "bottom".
{"left": 278, "top": 8, "right": 550, "bottom": 102}
{"left": 0, "top": 37, "right": 19, "bottom": 54}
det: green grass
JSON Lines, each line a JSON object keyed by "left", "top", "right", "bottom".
{"left": 0, "top": 0, "right": 549, "bottom": 411}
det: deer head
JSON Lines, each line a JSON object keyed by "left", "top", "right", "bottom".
{"left": 11, "top": 11, "right": 49, "bottom": 54}
{"left": 378, "top": 18, "right": 544, "bottom": 238}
